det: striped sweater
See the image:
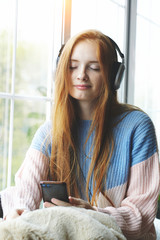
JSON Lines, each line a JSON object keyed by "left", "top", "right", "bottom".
{"left": 1, "top": 110, "right": 160, "bottom": 239}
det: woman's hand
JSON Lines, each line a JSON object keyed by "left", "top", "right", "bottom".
{"left": 44, "top": 196, "right": 96, "bottom": 211}
{"left": 5, "top": 209, "right": 26, "bottom": 220}
{"left": 69, "top": 197, "right": 96, "bottom": 210}
{"left": 43, "top": 198, "right": 71, "bottom": 208}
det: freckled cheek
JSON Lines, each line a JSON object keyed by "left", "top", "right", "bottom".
{"left": 68, "top": 72, "right": 76, "bottom": 84}
{"left": 68, "top": 73, "right": 74, "bottom": 86}
{"left": 96, "top": 84, "right": 103, "bottom": 94}
{"left": 68, "top": 76, "right": 75, "bottom": 96}
{"left": 95, "top": 78, "right": 104, "bottom": 94}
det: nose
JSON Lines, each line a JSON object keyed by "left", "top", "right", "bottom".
{"left": 77, "top": 66, "right": 88, "bottom": 81}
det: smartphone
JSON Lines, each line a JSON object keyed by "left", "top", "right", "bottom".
{"left": 40, "top": 181, "right": 69, "bottom": 203}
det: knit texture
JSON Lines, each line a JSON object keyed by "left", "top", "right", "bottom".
{"left": 1, "top": 110, "right": 159, "bottom": 239}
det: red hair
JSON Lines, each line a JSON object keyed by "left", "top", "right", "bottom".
{"left": 50, "top": 29, "right": 131, "bottom": 206}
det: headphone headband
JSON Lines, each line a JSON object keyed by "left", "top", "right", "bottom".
{"left": 108, "top": 37, "right": 124, "bottom": 59}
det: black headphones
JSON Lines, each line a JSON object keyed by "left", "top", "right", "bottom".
{"left": 56, "top": 36, "right": 125, "bottom": 91}
{"left": 108, "top": 37, "right": 125, "bottom": 90}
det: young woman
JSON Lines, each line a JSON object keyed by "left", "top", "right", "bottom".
{"left": 0, "top": 30, "right": 159, "bottom": 239}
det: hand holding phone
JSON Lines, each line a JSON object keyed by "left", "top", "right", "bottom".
{"left": 40, "top": 181, "right": 69, "bottom": 203}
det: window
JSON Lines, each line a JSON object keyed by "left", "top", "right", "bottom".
{"left": 71, "top": 0, "right": 126, "bottom": 102}
{"left": 127, "top": 0, "right": 160, "bottom": 148}
{"left": 71, "top": 0, "right": 160, "bottom": 148}
{"left": 0, "top": 0, "right": 63, "bottom": 189}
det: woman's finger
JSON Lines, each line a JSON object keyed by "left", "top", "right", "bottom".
{"left": 69, "top": 197, "right": 95, "bottom": 210}
{"left": 68, "top": 196, "right": 82, "bottom": 205}
{"left": 43, "top": 202, "right": 56, "bottom": 208}
{"left": 51, "top": 198, "right": 71, "bottom": 207}
{"left": 44, "top": 198, "right": 71, "bottom": 208}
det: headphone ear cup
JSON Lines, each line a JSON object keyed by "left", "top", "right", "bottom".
{"left": 111, "top": 62, "right": 125, "bottom": 90}
{"left": 56, "top": 44, "right": 65, "bottom": 67}
{"left": 56, "top": 56, "right": 60, "bottom": 66}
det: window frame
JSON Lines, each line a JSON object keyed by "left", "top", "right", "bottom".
{"left": 124, "top": 0, "right": 137, "bottom": 104}
{"left": 0, "top": 0, "right": 66, "bottom": 188}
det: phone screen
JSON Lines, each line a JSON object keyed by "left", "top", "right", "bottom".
{"left": 40, "top": 181, "right": 69, "bottom": 203}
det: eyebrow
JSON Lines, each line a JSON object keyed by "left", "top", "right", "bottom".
{"left": 70, "top": 59, "right": 99, "bottom": 63}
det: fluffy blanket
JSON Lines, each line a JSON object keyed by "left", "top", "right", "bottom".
{"left": 0, "top": 207, "right": 126, "bottom": 240}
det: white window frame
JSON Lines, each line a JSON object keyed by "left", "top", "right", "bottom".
{"left": 123, "top": 0, "right": 137, "bottom": 104}
{"left": 0, "top": 0, "right": 70, "bottom": 188}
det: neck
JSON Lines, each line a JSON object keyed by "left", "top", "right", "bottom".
{"left": 76, "top": 101, "right": 94, "bottom": 120}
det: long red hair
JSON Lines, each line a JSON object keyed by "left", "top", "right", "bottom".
{"left": 50, "top": 29, "right": 131, "bottom": 206}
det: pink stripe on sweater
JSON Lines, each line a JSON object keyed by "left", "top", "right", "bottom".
{"left": 1, "top": 148, "right": 49, "bottom": 217}
{"left": 97, "top": 152, "right": 160, "bottom": 240}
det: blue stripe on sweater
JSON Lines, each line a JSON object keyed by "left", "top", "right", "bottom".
{"left": 30, "top": 121, "right": 52, "bottom": 158}
{"left": 30, "top": 111, "right": 157, "bottom": 190}
{"left": 77, "top": 111, "right": 157, "bottom": 190}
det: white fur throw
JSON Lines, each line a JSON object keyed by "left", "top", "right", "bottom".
{"left": 0, "top": 206, "right": 126, "bottom": 240}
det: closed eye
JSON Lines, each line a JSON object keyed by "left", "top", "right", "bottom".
{"left": 69, "top": 60, "right": 78, "bottom": 70}
{"left": 69, "top": 64, "right": 79, "bottom": 70}
{"left": 88, "top": 65, "right": 100, "bottom": 71}
{"left": 69, "top": 66, "right": 77, "bottom": 69}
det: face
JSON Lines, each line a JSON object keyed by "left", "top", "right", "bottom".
{"left": 68, "top": 40, "right": 104, "bottom": 105}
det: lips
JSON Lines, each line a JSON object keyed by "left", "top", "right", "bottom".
{"left": 74, "top": 84, "right": 91, "bottom": 90}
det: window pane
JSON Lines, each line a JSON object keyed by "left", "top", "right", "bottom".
{"left": 71, "top": 0, "right": 125, "bottom": 49}
{"left": 11, "top": 99, "right": 48, "bottom": 185}
{"left": 15, "top": 0, "right": 56, "bottom": 97}
{"left": 134, "top": 0, "right": 160, "bottom": 148}
{"left": 0, "top": 98, "right": 10, "bottom": 190}
{"left": 71, "top": 0, "right": 126, "bottom": 102}
{"left": 0, "top": 0, "right": 63, "bottom": 189}
{"left": 0, "top": 0, "right": 14, "bottom": 93}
